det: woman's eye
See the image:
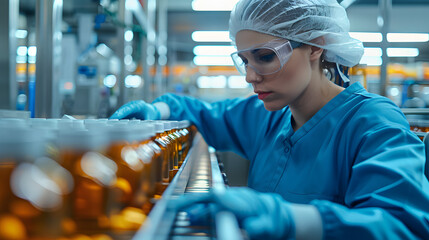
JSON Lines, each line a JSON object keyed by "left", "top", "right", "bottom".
{"left": 257, "top": 53, "right": 275, "bottom": 63}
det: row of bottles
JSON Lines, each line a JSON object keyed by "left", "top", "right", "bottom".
{"left": 408, "top": 119, "right": 429, "bottom": 140}
{"left": 409, "top": 119, "right": 429, "bottom": 133}
{"left": 0, "top": 118, "right": 195, "bottom": 240}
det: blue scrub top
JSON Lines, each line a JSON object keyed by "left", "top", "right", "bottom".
{"left": 155, "top": 82, "right": 429, "bottom": 239}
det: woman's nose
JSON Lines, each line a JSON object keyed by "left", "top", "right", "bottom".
{"left": 245, "top": 67, "right": 263, "bottom": 83}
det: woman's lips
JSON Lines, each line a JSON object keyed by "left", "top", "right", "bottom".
{"left": 257, "top": 92, "right": 273, "bottom": 100}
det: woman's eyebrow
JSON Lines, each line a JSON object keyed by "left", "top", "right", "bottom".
{"left": 250, "top": 48, "right": 262, "bottom": 54}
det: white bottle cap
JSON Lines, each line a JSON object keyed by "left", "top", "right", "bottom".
{"left": 107, "top": 124, "right": 137, "bottom": 143}
{"left": 85, "top": 120, "right": 109, "bottom": 131}
{"left": 130, "top": 119, "right": 141, "bottom": 124}
{"left": 170, "top": 121, "right": 180, "bottom": 130}
{"left": 58, "top": 128, "right": 108, "bottom": 150}
{"left": 151, "top": 121, "right": 165, "bottom": 134}
{"left": 130, "top": 124, "right": 153, "bottom": 142}
{"left": 107, "top": 119, "right": 120, "bottom": 126}
{"left": 30, "top": 118, "right": 59, "bottom": 141}
{"left": 180, "top": 120, "right": 191, "bottom": 129}
{"left": 140, "top": 122, "right": 156, "bottom": 138}
{"left": 73, "top": 120, "right": 86, "bottom": 130}
{"left": 0, "top": 118, "right": 28, "bottom": 129}
{"left": 0, "top": 128, "right": 46, "bottom": 159}
{"left": 161, "top": 121, "right": 172, "bottom": 131}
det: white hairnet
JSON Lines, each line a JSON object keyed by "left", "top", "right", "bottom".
{"left": 229, "top": 0, "right": 364, "bottom": 67}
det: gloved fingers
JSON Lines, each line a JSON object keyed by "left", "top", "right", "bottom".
{"left": 144, "top": 104, "right": 161, "bottom": 120}
{"left": 179, "top": 203, "right": 220, "bottom": 226}
{"left": 120, "top": 111, "right": 143, "bottom": 120}
{"left": 109, "top": 101, "right": 145, "bottom": 119}
{"left": 109, "top": 110, "right": 123, "bottom": 119}
{"left": 210, "top": 188, "right": 264, "bottom": 220}
{"left": 242, "top": 215, "right": 279, "bottom": 240}
{"left": 167, "top": 193, "right": 219, "bottom": 225}
{"left": 168, "top": 190, "right": 253, "bottom": 221}
{"left": 167, "top": 192, "right": 216, "bottom": 212}
{"left": 109, "top": 105, "right": 135, "bottom": 119}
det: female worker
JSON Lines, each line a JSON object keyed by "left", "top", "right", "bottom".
{"left": 111, "top": 0, "right": 429, "bottom": 239}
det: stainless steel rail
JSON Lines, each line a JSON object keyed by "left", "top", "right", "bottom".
{"left": 133, "top": 134, "right": 244, "bottom": 240}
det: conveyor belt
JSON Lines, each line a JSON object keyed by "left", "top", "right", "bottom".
{"left": 133, "top": 134, "right": 245, "bottom": 240}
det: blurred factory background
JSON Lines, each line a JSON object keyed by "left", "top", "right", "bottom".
{"left": 1, "top": 0, "right": 429, "bottom": 185}
{"left": 1, "top": 0, "right": 429, "bottom": 119}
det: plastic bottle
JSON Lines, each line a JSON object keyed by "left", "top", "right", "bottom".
{"left": 57, "top": 128, "right": 117, "bottom": 235}
{"left": 178, "top": 120, "right": 191, "bottom": 167}
{"left": 0, "top": 118, "right": 28, "bottom": 129}
{"left": 29, "top": 118, "right": 60, "bottom": 160}
{"left": 150, "top": 121, "right": 171, "bottom": 197}
{"left": 170, "top": 121, "right": 184, "bottom": 172}
{"left": 131, "top": 122, "right": 160, "bottom": 214}
{"left": 103, "top": 123, "right": 150, "bottom": 231}
{"left": 160, "top": 121, "right": 180, "bottom": 182}
{"left": 0, "top": 127, "right": 73, "bottom": 239}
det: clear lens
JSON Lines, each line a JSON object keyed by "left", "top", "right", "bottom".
{"left": 250, "top": 48, "right": 281, "bottom": 74}
{"left": 231, "top": 52, "right": 247, "bottom": 75}
{"left": 230, "top": 40, "right": 293, "bottom": 76}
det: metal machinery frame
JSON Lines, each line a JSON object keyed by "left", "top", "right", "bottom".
{"left": 0, "top": 0, "right": 19, "bottom": 110}
{"left": 31, "top": 0, "right": 161, "bottom": 117}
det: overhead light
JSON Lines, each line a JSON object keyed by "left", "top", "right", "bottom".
{"left": 192, "top": 31, "right": 231, "bottom": 42}
{"left": 191, "top": 31, "right": 429, "bottom": 44}
{"left": 387, "top": 33, "right": 429, "bottom": 42}
{"left": 387, "top": 48, "right": 419, "bottom": 57}
{"left": 364, "top": 47, "right": 382, "bottom": 57}
{"left": 125, "top": 30, "right": 134, "bottom": 42}
{"left": 193, "top": 56, "right": 234, "bottom": 66}
{"left": 28, "top": 46, "right": 37, "bottom": 57}
{"left": 125, "top": 45, "right": 133, "bottom": 55}
{"left": 28, "top": 56, "right": 36, "bottom": 63}
{"left": 193, "top": 45, "right": 236, "bottom": 56}
{"left": 349, "top": 32, "right": 383, "bottom": 43}
{"left": 350, "top": 32, "right": 429, "bottom": 43}
{"left": 103, "top": 75, "right": 117, "bottom": 88}
{"left": 15, "top": 30, "right": 28, "bottom": 39}
{"left": 17, "top": 46, "right": 28, "bottom": 56}
{"left": 228, "top": 76, "right": 249, "bottom": 89}
{"left": 363, "top": 47, "right": 419, "bottom": 58}
{"left": 28, "top": 56, "right": 36, "bottom": 64}
{"left": 125, "top": 75, "right": 142, "bottom": 88}
{"left": 389, "top": 87, "right": 400, "bottom": 97}
{"left": 124, "top": 55, "right": 133, "bottom": 65}
{"left": 126, "top": 0, "right": 140, "bottom": 9}
{"left": 192, "top": 0, "right": 239, "bottom": 11}
{"left": 360, "top": 56, "right": 382, "bottom": 66}
{"left": 16, "top": 56, "right": 27, "bottom": 64}
{"left": 197, "top": 75, "right": 227, "bottom": 88}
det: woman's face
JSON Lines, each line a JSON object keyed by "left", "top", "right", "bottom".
{"left": 235, "top": 30, "right": 313, "bottom": 111}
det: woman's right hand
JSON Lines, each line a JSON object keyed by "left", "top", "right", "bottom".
{"left": 109, "top": 100, "right": 161, "bottom": 120}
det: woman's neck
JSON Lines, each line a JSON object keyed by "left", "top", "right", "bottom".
{"left": 289, "top": 74, "right": 344, "bottom": 132}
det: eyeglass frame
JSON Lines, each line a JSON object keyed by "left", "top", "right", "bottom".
{"left": 230, "top": 38, "right": 304, "bottom": 75}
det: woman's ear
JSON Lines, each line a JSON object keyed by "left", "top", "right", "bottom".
{"left": 309, "top": 36, "right": 325, "bottom": 62}
{"left": 309, "top": 46, "right": 324, "bottom": 61}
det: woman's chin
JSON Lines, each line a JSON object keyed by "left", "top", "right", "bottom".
{"left": 263, "top": 101, "right": 287, "bottom": 111}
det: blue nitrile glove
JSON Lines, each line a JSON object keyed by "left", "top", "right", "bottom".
{"left": 110, "top": 100, "right": 160, "bottom": 120}
{"left": 169, "top": 187, "right": 295, "bottom": 240}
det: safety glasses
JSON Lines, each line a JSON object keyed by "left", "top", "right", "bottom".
{"left": 230, "top": 39, "right": 303, "bottom": 75}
